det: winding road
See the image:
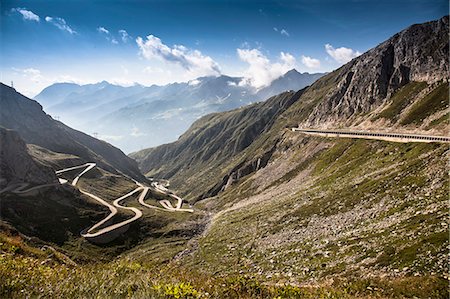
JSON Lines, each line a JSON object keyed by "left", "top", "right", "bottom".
{"left": 3, "top": 162, "right": 193, "bottom": 241}
{"left": 57, "top": 163, "right": 193, "bottom": 239}
{"left": 291, "top": 128, "right": 450, "bottom": 143}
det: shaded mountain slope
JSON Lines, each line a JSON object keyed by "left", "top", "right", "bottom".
{"left": 0, "top": 128, "right": 58, "bottom": 189}
{"left": 131, "top": 90, "right": 305, "bottom": 198}
{"left": 0, "top": 83, "right": 144, "bottom": 180}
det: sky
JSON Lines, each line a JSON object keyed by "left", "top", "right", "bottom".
{"left": 1, "top": 0, "right": 448, "bottom": 97}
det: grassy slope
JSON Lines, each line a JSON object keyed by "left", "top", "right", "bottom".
{"left": 131, "top": 90, "right": 304, "bottom": 200}
{"left": 183, "top": 138, "right": 448, "bottom": 281}
{"left": 400, "top": 82, "right": 449, "bottom": 125}
{"left": 374, "top": 82, "right": 428, "bottom": 121}
{"left": 1, "top": 231, "right": 447, "bottom": 298}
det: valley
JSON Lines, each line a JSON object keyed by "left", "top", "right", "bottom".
{"left": 0, "top": 10, "right": 449, "bottom": 299}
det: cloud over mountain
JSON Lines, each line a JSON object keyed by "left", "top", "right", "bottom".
{"left": 301, "top": 55, "right": 321, "bottom": 69}
{"left": 136, "top": 35, "right": 221, "bottom": 77}
{"left": 237, "top": 48, "right": 296, "bottom": 88}
{"left": 325, "top": 43, "right": 361, "bottom": 64}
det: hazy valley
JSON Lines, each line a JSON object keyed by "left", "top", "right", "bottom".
{"left": 35, "top": 70, "right": 324, "bottom": 153}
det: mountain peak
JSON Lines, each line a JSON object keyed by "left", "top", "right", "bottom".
{"left": 284, "top": 69, "right": 300, "bottom": 76}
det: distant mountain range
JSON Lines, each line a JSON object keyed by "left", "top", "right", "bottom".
{"left": 34, "top": 69, "right": 324, "bottom": 153}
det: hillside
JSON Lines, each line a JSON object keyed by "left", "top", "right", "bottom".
{"left": 0, "top": 128, "right": 58, "bottom": 189}
{"left": 0, "top": 83, "right": 144, "bottom": 181}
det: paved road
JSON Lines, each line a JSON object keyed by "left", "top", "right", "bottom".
{"left": 151, "top": 181, "right": 194, "bottom": 212}
{"left": 291, "top": 128, "right": 450, "bottom": 143}
{"left": 55, "top": 163, "right": 193, "bottom": 239}
{"left": 2, "top": 162, "right": 194, "bottom": 240}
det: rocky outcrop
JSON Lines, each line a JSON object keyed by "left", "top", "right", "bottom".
{"left": 0, "top": 84, "right": 144, "bottom": 181}
{"left": 0, "top": 128, "right": 58, "bottom": 188}
{"left": 306, "top": 16, "right": 449, "bottom": 126}
{"left": 202, "top": 141, "right": 279, "bottom": 199}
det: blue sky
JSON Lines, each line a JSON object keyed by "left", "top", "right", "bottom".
{"left": 1, "top": 0, "right": 448, "bottom": 96}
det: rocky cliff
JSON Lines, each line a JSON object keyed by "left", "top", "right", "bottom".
{"left": 304, "top": 16, "right": 448, "bottom": 126}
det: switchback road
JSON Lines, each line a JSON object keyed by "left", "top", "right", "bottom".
{"left": 3, "top": 162, "right": 193, "bottom": 241}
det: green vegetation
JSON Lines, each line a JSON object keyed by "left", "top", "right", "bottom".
{"left": 1, "top": 235, "right": 447, "bottom": 299}
{"left": 375, "top": 82, "right": 428, "bottom": 121}
{"left": 426, "top": 112, "right": 449, "bottom": 129}
{"left": 401, "top": 82, "right": 449, "bottom": 124}
{"left": 186, "top": 136, "right": 448, "bottom": 290}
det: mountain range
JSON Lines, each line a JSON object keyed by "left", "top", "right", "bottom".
{"left": 35, "top": 70, "right": 324, "bottom": 153}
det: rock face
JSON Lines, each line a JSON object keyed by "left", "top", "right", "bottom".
{"left": 306, "top": 16, "right": 449, "bottom": 126}
{"left": 0, "top": 128, "right": 58, "bottom": 188}
{"left": 0, "top": 83, "right": 144, "bottom": 180}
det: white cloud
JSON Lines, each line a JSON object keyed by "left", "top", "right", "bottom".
{"left": 188, "top": 79, "right": 201, "bottom": 86}
{"left": 142, "top": 66, "right": 166, "bottom": 74}
{"left": 136, "top": 35, "right": 221, "bottom": 77}
{"left": 97, "top": 26, "right": 120, "bottom": 44}
{"left": 131, "top": 126, "right": 146, "bottom": 137}
{"left": 301, "top": 55, "right": 321, "bottom": 69}
{"left": 280, "top": 29, "right": 289, "bottom": 37}
{"left": 273, "top": 27, "right": 289, "bottom": 37}
{"left": 325, "top": 44, "right": 361, "bottom": 64}
{"left": 12, "top": 67, "right": 44, "bottom": 83}
{"left": 118, "top": 29, "right": 131, "bottom": 42}
{"left": 45, "top": 16, "right": 76, "bottom": 34}
{"left": 237, "top": 48, "right": 296, "bottom": 88}
{"left": 12, "top": 8, "right": 40, "bottom": 22}
{"left": 97, "top": 26, "right": 109, "bottom": 34}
